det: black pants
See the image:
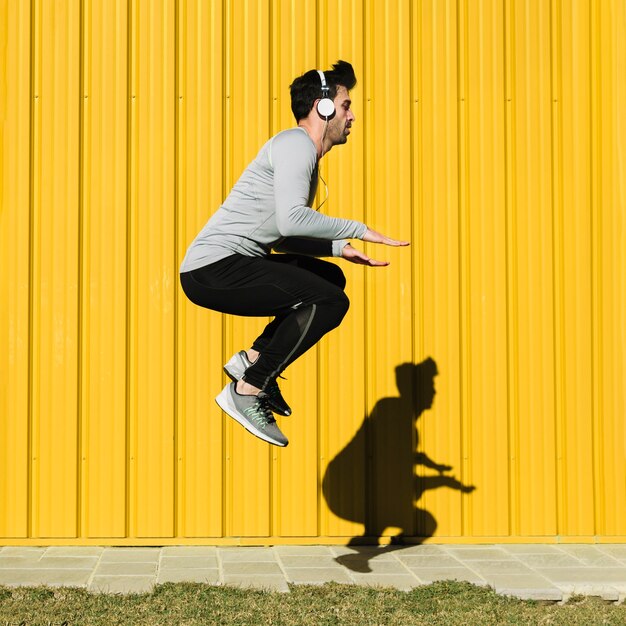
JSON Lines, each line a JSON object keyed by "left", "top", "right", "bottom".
{"left": 180, "top": 254, "right": 349, "bottom": 390}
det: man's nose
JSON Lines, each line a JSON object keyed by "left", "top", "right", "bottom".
{"left": 348, "top": 110, "right": 356, "bottom": 123}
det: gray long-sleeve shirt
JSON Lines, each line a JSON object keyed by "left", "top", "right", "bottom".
{"left": 180, "top": 127, "right": 367, "bottom": 272}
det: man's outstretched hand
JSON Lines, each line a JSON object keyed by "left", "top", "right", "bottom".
{"left": 341, "top": 228, "right": 410, "bottom": 266}
{"left": 341, "top": 244, "right": 390, "bottom": 266}
{"left": 362, "top": 227, "right": 410, "bottom": 247}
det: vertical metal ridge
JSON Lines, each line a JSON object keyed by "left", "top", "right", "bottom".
{"left": 362, "top": 0, "right": 372, "bottom": 542}
{"left": 125, "top": 0, "right": 133, "bottom": 539}
{"left": 314, "top": 0, "right": 322, "bottom": 536}
{"left": 589, "top": 0, "right": 602, "bottom": 536}
{"left": 409, "top": 0, "right": 421, "bottom": 536}
{"left": 173, "top": 0, "right": 179, "bottom": 539}
{"left": 268, "top": 0, "right": 274, "bottom": 137}
{"left": 314, "top": 0, "right": 319, "bottom": 68}
{"left": 76, "top": 0, "right": 85, "bottom": 539}
{"left": 409, "top": 0, "right": 416, "bottom": 536}
{"left": 549, "top": 0, "right": 565, "bottom": 535}
{"left": 456, "top": 0, "right": 471, "bottom": 537}
{"left": 219, "top": 0, "right": 227, "bottom": 540}
{"left": 220, "top": 0, "right": 227, "bottom": 540}
{"left": 614, "top": 0, "right": 626, "bottom": 537}
{"left": 27, "top": 0, "right": 36, "bottom": 539}
{"left": 267, "top": 0, "right": 275, "bottom": 540}
{"left": 415, "top": 0, "right": 424, "bottom": 361}
{"left": 30, "top": 0, "right": 41, "bottom": 539}
{"left": 503, "top": 0, "right": 518, "bottom": 538}
{"left": 313, "top": 1, "right": 323, "bottom": 542}
{"left": 585, "top": 0, "right": 596, "bottom": 537}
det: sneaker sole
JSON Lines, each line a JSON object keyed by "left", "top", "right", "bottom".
{"left": 215, "top": 387, "right": 288, "bottom": 448}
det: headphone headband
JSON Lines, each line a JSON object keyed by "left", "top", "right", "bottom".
{"left": 316, "top": 69, "right": 335, "bottom": 118}
{"left": 317, "top": 70, "right": 329, "bottom": 94}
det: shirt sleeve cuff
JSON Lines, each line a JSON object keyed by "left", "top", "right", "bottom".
{"left": 332, "top": 239, "right": 350, "bottom": 257}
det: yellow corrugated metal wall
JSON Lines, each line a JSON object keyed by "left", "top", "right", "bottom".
{"left": 0, "top": 0, "right": 624, "bottom": 545}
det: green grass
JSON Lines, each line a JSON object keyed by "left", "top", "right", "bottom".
{"left": 0, "top": 581, "right": 624, "bottom": 625}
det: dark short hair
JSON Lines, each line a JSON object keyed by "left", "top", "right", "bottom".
{"left": 289, "top": 60, "right": 357, "bottom": 122}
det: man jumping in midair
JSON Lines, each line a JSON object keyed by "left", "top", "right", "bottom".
{"left": 180, "top": 61, "right": 409, "bottom": 447}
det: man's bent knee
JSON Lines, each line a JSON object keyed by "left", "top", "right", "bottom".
{"left": 328, "top": 264, "right": 347, "bottom": 291}
{"left": 325, "top": 291, "right": 350, "bottom": 329}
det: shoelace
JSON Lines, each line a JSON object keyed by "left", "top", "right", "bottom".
{"left": 244, "top": 396, "right": 276, "bottom": 430}
{"left": 267, "top": 373, "right": 288, "bottom": 397}
{"left": 266, "top": 382, "right": 282, "bottom": 400}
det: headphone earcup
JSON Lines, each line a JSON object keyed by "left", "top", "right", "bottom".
{"left": 317, "top": 97, "right": 335, "bottom": 118}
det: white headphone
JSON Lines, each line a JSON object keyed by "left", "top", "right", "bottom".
{"left": 316, "top": 70, "right": 335, "bottom": 118}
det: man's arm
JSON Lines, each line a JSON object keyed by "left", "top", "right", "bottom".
{"left": 272, "top": 131, "right": 367, "bottom": 240}
{"left": 272, "top": 130, "right": 409, "bottom": 263}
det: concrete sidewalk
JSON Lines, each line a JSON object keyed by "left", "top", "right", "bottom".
{"left": 0, "top": 544, "right": 625, "bottom": 603}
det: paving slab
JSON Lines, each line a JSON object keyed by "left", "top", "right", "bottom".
{"left": 95, "top": 562, "right": 157, "bottom": 576}
{"left": 511, "top": 553, "right": 581, "bottom": 568}
{"left": 555, "top": 545, "right": 622, "bottom": 565}
{"left": 279, "top": 555, "right": 343, "bottom": 568}
{"left": 333, "top": 557, "right": 411, "bottom": 575}
{"left": 222, "top": 574, "right": 289, "bottom": 593}
{"left": 218, "top": 547, "right": 276, "bottom": 562}
{"left": 160, "top": 555, "right": 218, "bottom": 569}
{"left": 410, "top": 567, "right": 488, "bottom": 586}
{"left": 554, "top": 584, "right": 621, "bottom": 601}
{"left": 274, "top": 545, "right": 334, "bottom": 556}
{"left": 100, "top": 548, "right": 160, "bottom": 562}
{"left": 0, "top": 556, "right": 48, "bottom": 568}
{"left": 43, "top": 546, "right": 104, "bottom": 557}
{"left": 466, "top": 560, "right": 536, "bottom": 575}
{"left": 157, "top": 568, "right": 220, "bottom": 584}
{"left": 598, "top": 546, "right": 626, "bottom": 560}
{"left": 537, "top": 567, "right": 626, "bottom": 585}
{"left": 396, "top": 554, "right": 462, "bottom": 568}
{"left": 89, "top": 575, "right": 155, "bottom": 594}
{"left": 37, "top": 556, "right": 100, "bottom": 569}
{"left": 489, "top": 575, "right": 562, "bottom": 602}
{"left": 557, "top": 544, "right": 609, "bottom": 556}
{"left": 331, "top": 555, "right": 379, "bottom": 574}
{"left": 0, "top": 569, "right": 91, "bottom": 587}
{"left": 0, "top": 547, "right": 47, "bottom": 557}
{"left": 595, "top": 587, "right": 621, "bottom": 602}
{"left": 284, "top": 568, "right": 353, "bottom": 584}
{"left": 496, "top": 544, "right": 562, "bottom": 555}
{"left": 221, "top": 562, "right": 283, "bottom": 576}
{"left": 330, "top": 546, "right": 404, "bottom": 559}
{"left": 445, "top": 547, "right": 512, "bottom": 560}
{"left": 384, "top": 545, "right": 447, "bottom": 555}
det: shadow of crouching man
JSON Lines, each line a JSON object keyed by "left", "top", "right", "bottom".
{"left": 322, "top": 358, "right": 476, "bottom": 573}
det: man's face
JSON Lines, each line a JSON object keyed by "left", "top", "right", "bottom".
{"left": 326, "top": 85, "right": 355, "bottom": 146}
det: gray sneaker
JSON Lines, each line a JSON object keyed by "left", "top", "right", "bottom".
{"left": 223, "top": 350, "right": 292, "bottom": 417}
{"left": 215, "top": 382, "right": 288, "bottom": 447}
